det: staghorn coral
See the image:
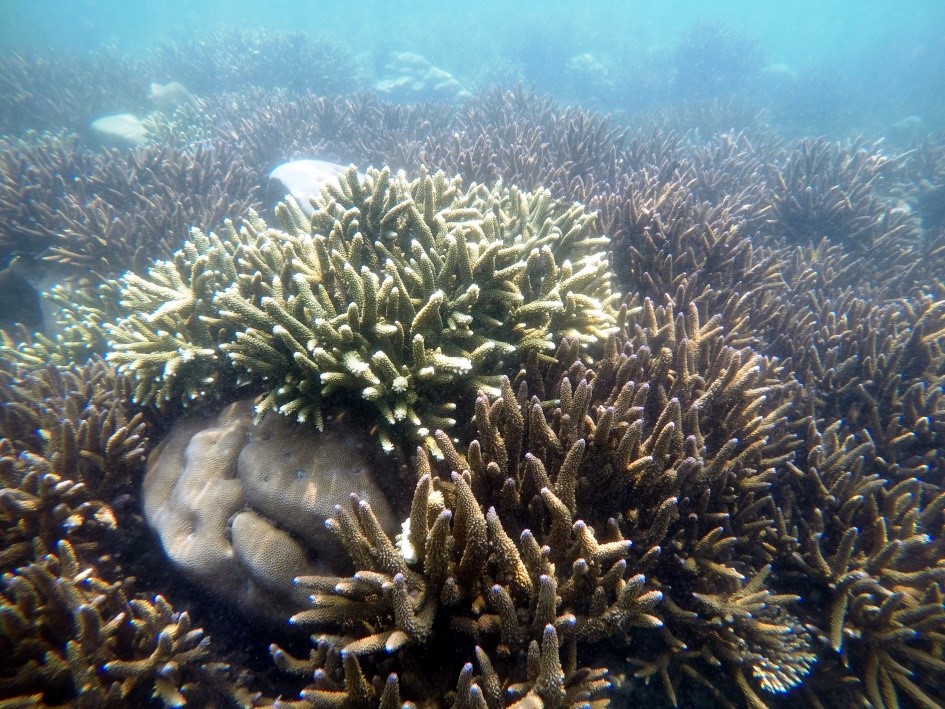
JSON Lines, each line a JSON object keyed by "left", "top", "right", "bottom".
{"left": 768, "top": 139, "right": 917, "bottom": 258}
{"left": 0, "top": 357, "right": 146, "bottom": 573}
{"left": 267, "top": 294, "right": 818, "bottom": 707}
{"left": 0, "top": 357, "right": 147, "bottom": 499}
{"left": 0, "top": 438, "right": 114, "bottom": 573}
{"left": 0, "top": 132, "right": 261, "bottom": 278}
{"left": 781, "top": 420, "right": 945, "bottom": 708}
{"left": 47, "top": 142, "right": 261, "bottom": 277}
{"left": 106, "top": 165, "right": 618, "bottom": 452}
{"left": 768, "top": 289, "right": 945, "bottom": 485}
{"left": 3, "top": 60, "right": 945, "bottom": 707}
{"left": 0, "top": 539, "right": 243, "bottom": 707}
{"left": 0, "top": 132, "right": 96, "bottom": 268}
{"left": 272, "top": 449, "right": 635, "bottom": 706}
{"left": 599, "top": 166, "right": 785, "bottom": 344}
{"left": 419, "top": 87, "right": 629, "bottom": 198}
{"left": 152, "top": 28, "right": 360, "bottom": 96}
{"left": 0, "top": 49, "right": 150, "bottom": 136}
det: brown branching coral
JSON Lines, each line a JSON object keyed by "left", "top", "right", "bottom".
{"left": 769, "top": 290, "right": 945, "bottom": 486}
{"left": 152, "top": 28, "right": 360, "bottom": 96}
{"left": 598, "top": 168, "right": 785, "bottom": 343}
{"left": 0, "top": 540, "right": 240, "bottom": 707}
{"left": 768, "top": 139, "right": 919, "bottom": 272}
{"left": 3, "top": 57, "right": 945, "bottom": 708}
{"left": 0, "top": 132, "right": 260, "bottom": 277}
{"left": 275, "top": 474, "right": 626, "bottom": 706}
{"left": 0, "top": 439, "right": 114, "bottom": 572}
{"left": 782, "top": 421, "right": 945, "bottom": 709}
{"left": 47, "top": 141, "right": 262, "bottom": 277}
{"left": 269, "top": 295, "right": 817, "bottom": 706}
{"left": 419, "top": 87, "right": 629, "bottom": 199}
{"left": 0, "top": 357, "right": 146, "bottom": 573}
{"left": 0, "top": 132, "right": 96, "bottom": 268}
{"left": 0, "top": 49, "right": 150, "bottom": 136}
{"left": 0, "top": 357, "right": 147, "bottom": 498}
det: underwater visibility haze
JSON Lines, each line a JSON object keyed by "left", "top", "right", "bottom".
{"left": 1, "top": 1, "right": 945, "bottom": 707}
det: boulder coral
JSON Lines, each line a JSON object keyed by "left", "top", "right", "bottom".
{"left": 142, "top": 398, "right": 398, "bottom": 619}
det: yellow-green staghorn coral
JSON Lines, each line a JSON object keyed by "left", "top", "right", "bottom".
{"left": 106, "top": 166, "right": 618, "bottom": 452}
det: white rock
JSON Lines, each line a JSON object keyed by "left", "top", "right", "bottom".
{"left": 149, "top": 80, "right": 197, "bottom": 112}
{"left": 267, "top": 159, "right": 360, "bottom": 216}
{"left": 90, "top": 113, "right": 149, "bottom": 147}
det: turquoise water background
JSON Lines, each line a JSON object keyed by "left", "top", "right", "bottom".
{"left": 2, "top": 0, "right": 941, "bottom": 69}
{"left": 4, "top": 0, "right": 944, "bottom": 138}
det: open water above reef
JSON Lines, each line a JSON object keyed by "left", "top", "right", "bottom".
{"left": 1, "top": 2, "right": 944, "bottom": 708}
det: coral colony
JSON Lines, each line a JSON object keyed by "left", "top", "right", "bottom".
{"left": 2, "top": 31, "right": 945, "bottom": 709}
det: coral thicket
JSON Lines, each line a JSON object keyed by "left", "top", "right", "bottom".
{"left": 1, "top": 38, "right": 944, "bottom": 705}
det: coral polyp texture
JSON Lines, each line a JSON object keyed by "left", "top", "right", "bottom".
{"left": 106, "top": 165, "right": 618, "bottom": 452}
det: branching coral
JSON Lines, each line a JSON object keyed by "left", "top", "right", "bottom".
{"left": 106, "top": 166, "right": 618, "bottom": 452}
{"left": 153, "top": 28, "right": 360, "bottom": 96}
{"left": 782, "top": 422, "right": 945, "bottom": 708}
{"left": 599, "top": 168, "right": 785, "bottom": 345}
{"left": 769, "top": 290, "right": 945, "bottom": 485}
{"left": 4, "top": 54, "right": 945, "bottom": 707}
{"left": 0, "top": 540, "right": 243, "bottom": 707}
{"left": 0, "top": 49, "right": 150, "bottom": 136}
{"left": 0, "top": 133, "right": 261, "bottom": 277}
{"left": 265, "top": 295, "right": 818, "bottom": 706}
{"left": 0, "top": 357, "right": 146, "bottom": 573}
{"left": 768, "top": 139, "right": 916, "bottom": 255}
{"left": 0, "top": 439, "right": 114, "bottom": 572}
{"left": 0, "top": 357, "right": 147, "bottom": 498}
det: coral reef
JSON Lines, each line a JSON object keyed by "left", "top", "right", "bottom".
{"left": 2, "top": 54, "right": 945, "bottom": 708}
{"left": 0, "top": 354, "right": 252, "bottom": 707}
{"left": 105, "top": 166, "right": 618, "bottom": 452}
{"left": 0, "top": 540, "right": 244, "bottom": 707}
{"left": 768, "top": 139, "right": 915, "bottom": 257}
{"left": 375, "top": 51, "right": 470, "bottom": 103}
{"left": 0, "top": 49, "right": 150, "bottom": 136}
{"left": 0, "top": 133, "right": 261, "bottom": 275}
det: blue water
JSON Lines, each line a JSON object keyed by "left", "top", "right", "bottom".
{"left": 2, "top": 0, "right": 944, "bottom": 137}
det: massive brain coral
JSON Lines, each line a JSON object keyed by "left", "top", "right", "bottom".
{"left": 142, "top": 398, "right": 397, "bottom": 619}
{"left": 106, "top": 166, "right": 618, "bottom": 453}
